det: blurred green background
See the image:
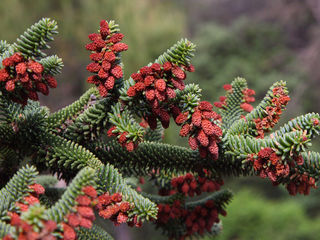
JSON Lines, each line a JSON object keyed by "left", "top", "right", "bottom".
{"left": 2, "top": 0, "right": 320, "bottom": 239}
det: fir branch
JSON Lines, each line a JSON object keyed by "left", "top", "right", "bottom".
{"left": 0, "top": 145, "right": 22, "bottom": 188}
{"left": 44, "top": 167, "right": 96, "bottom": 222}
{"left": 144, "top": 122, "right": 164, "bottom": 142}
{"left": 46, "top": 87, "right": 99, "bottom": 129}
{"left": 224, "top": 131, "right": 308, "bottom": 159}
{"left": 0, "top": 98, "right": 48, "bottom": 142}
{"left": 43, "top": 133, "right": 103, "bottom": 181}
{"left": 0, "top": 100, "right": 49, "bottom": 161}
{"left": 227, "top": 81, "right": 287, "bottom": 136}
{"left": 64, "top": 97, "right": 112, "bottom": 142}
{"left": 89, "top": 139, "right": 251, "bottom": 178}
{"left": 0, "top": 220, "right": 14, "bottom": 239}
{"left": 110, "top": 21, "right": 121, "bottom": 33}
{"left": 0, "top": 40, "right": 11, "bottom": 56}
{"left": 39, "top": 55, "right": 64, "bottom": 75}
{"left": 76, "top": 225, "right": 114, "bottom": 240}
{"left": 13, "top": 103, "right": 48, "bottom": 146}
{"left": 0, "top": 124, "right": 15, "bottom": 145}
{"left": 223, "top": 118, "right": 254, "bottom": 137}
{"left": 140, "top": 192, "right": 182, "bottom": 204}
{"left": 269, "top": 113, "right": 320, "bottom": 139}
{"left": 155, "top": 38, "right": 196, "bottom": 66}
{"left": 0, "top": 100, "right": 48, "bottom": 158}
{"left": 89, "top": 140, "right": 202, "bottom": 176}
{"left": 96, "top": 164, "right": 158, "bottom": 221}
{"left": 0, "top": 165, "right": 38, "bottom": 220}
{"left": 245, "top": 80, "right": 287, "bottom": 122}
{"left": 108, "top": 103, "right": 145, "bottom": 142}
{"left": 210, "top": 154, "right": 254, "bottom": 177}
{"left": 224, "top": 134, "right": 272, "bottom": 159}
{"left": 172, "top": 83, "right": 202, "bottom": 112}
{"left": 13, "top": 18, "right": 58, "bottom": 58}
{"left": 0, "top": 96, "right": 23, "bottom": 124}
{"left": 0, "top": 146, "right": 19, "bottom": 165}
{"left": 186, "top": 189, "right": 233, "bottom": 209}
{"left": 219, "top": 77, "right": 248, "bottom": 129}
{"left": 300, "top": 151, "right": 320, "bottom": 178}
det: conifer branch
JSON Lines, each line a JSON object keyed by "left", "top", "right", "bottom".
{"left": 0, "top": 98, "right": 48, "bottom": 141}
{"left": 89, "top": 139, "right": 251, "bottom": 178}
{"left": 96, "top": 164, "right": 158, "bottom": 221}
{"left": 0, "top": 40, "right": 11, "bottom": 56}
{"left": 140, "top": 192, "right": 182, "bottom": 204}
{"left": 300, "top": 151, "right": 320, "bottom": 178}
{"left": 39, "top": 55, "right": 64, "bottom": 75}
{"left": 172, "top": 83, "right": 202, "bottom": 112}
{"left": 144, "top": 122, "right": 164, "bottom": 142}
{"left": 64, "top": 97, "right": 112, "bottom": 142}
{"left": 269, "top": 113, "right": 320, "bottom": 139}
{"left": 155, "top": 38, "right": 196, "bottom": 66}
{"left": 42, "top": 133, "right": 157, "bottom": 222}
{"left": 44, "top": 167, "right": 96, "bottom": 222}
{"left": 0, "top": 124, "right": 15, "bottom": 145}
{"left": 1, "top": 17, "right": 320, "bottom": 239}
{"left": 227, "top": 81, "right": 287, "bottom": 136}
{"left": 0, "top": 145, "right": 23, "bottom": 187}
{"left": 90, "top": 140, "right": 201, "bottom": 176}
{"left": 47, "top": 87, "right": 99, "bottom": 129}
{"left": 0, "top": 220, "right": 14, "bottom": 238}
{"left": 224, "top": 131, "right": 308, "bottom": 158}
{"left": 43, "top": 133, "right": 103, "bottom": 181}
{"left": 0, "top": 100, "right": 48, "bottom": 158}
{"left": 13, "top": 18, "right": 58, "bottom": 58}
{"left": 76, "top": 225, "right": 114, "bottom": 240}
{"left": 0, "top": 96, "right": 24, "bottom": 124}
{"left": 219, "top": 77, "right": 248, "bottom": 129}
{"left": 108, "top": 103, "right": 145, "bottom": 143}
{"left": 0, "top": 165, "right": 38, "bottom": 220}
{"left": 186, "top": 189, "right": 232, "bottom": 209}
{"left": 246, "top": 81, "right": 288, "bottom": 122}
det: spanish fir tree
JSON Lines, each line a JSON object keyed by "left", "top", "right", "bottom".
{"left": 0, "top": 18, "right": 319, "bottom": 240}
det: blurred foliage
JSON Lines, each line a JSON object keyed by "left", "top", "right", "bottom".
{"left": 189, "top": 19, "right": 303, "bottom": 102}
{"left": 204, "top": 189, "right": 320, "bottom": 240}
{"left": 0, "top": 0, "right": 185, "bottom": 109}
{"left": 226, "top": 176, "right": 320, "bottom": 216}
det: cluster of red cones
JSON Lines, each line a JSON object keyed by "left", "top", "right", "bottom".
{"left": 86, "top": 20, "right": 128, "bottom": 97}
{"left": 0, "top": 53, "right": 57, "bottom": 105}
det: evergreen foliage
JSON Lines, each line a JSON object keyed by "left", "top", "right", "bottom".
{"left": 76, "top": 225, "right": 113, "bottom": 240}
{"left": 13, "top": 18, "right": 58, "bottom": 58}
{"left": 0, "top": 18, "right": 319, "bottom": 240}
